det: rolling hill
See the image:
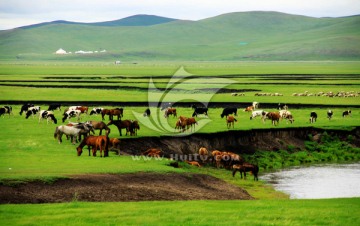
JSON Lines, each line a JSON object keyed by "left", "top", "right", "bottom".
{"left": 0, "top": 11, "right": 359, "bottom": 61}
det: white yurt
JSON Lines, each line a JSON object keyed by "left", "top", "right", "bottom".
{"left": 55, "top": 48, "right": 67, "bottom": 54}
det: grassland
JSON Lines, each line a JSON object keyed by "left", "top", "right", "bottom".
{"left": 1, "top": 61, "right": 360, "bottom": 225}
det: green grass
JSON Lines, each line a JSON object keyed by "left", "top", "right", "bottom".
{"left": 1, "top": 198, "right": 359, "bottom": 226}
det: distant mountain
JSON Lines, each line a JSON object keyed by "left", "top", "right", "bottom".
{"left": 18, "top": 14, "right": 178, "bottom": 29}
{"left": 1, "top": 11, "right": 359, "bottom": 61}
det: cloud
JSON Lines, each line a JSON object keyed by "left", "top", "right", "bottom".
{"left": 0, "top": 0, "right": 359, "bottom": 30}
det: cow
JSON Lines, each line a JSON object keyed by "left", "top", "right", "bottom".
{"left": 1, "top": 106, "right": 12, "bottom": 117}
{"left": 89, "top": 107, "right": 104, "bottom": 115}
{"left": 25, "top": 106, "right": 41, "bottom": 119}
{"left": 19, "top": 103, "right": 34, "bottom": 115}
{"left": 243, "top": 106, "right": 254, "bottom": 112}
{"left": 327, "top": 110, "right": 333, "bottom": 120}
{"left": 250, "top": 110, "right": 265, "bottom": 120}
{"left": 310, "top": 111, "right": 317, "bottom": 123}
{"left": 221, "top": 107, "right": 237, "bottom": 118}
{"left": 75, "top": 106, "right": 89, "bottom": 114}
{"left": 48, "top": 104, "right": 61, "bottom": 111}
{"left": 38, "top": 110, "right": 57, "bottom": 124}
{"left": 343, "top": 110, "right": 351, "bottom": 117}
{"left": 191, "top": 105, "right": 208, "bottom": 117}
{"left": 143, "top": 108, "right": 151, "bottom": 117}
{"left": 278, "top": 103, "right": 288, "bottom": 110}
{"left": 62, "top": 110, "right": 82, "bottom": 123}
{"left": 263, "top": 112, "right": 281, "bottom": 126}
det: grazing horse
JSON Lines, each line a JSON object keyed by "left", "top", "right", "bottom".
{"left": 86, "top": 120, "right": 111, "bottom": 136}
{"left": 164, "top": 108, "right": 177, "bottom": 118}
{"left": 76, "top": 135, "right": 109, "bottom": 157}
{"left": 55, "top": 122, "right": 94, "bottom": 144}
{"left": 221, "top": 107, "right": 237, "bottom": 118}
{"left": 107, "top": 120, "right": 133, "bottom": 136}
{"left": 310, "top": 111, "right": 317, "bottom": 123}
{"left": 142, "top": 148, "right": 162, "bottom": 157}
{"left": 226, "top": 115, "right": 237, "bottom": 129}
{"left": 102, "top": 108, "right": 123, "bottom": 120}
{"left": 232, "top": 163, "right": 259, "bottom": 181}
{"left": 129, "top": 120, "right": 140, "bottom": 136}
{"left": 109, "top": 138, "right": 121, "bottom": 155}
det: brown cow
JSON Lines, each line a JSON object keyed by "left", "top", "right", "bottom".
{"left": 164, "top": 108, "right": 177, "bottom": 118}
{"left": 76, "top": 106, "right": 89, "bottom": 114}
{"left": 185, "top": 117, "right": 197, "bottom": 131}
{"left": 226, "top": 115, "right": 237, "bottom": 129}
{"left": 264, "top": 112, "right": 281, "bottom": 126}
{"left": 243, "top": 106, "right": 254, "bottom": 112}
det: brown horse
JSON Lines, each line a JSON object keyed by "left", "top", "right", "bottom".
{"left": 130, "top": 120, "right": 140, "bottom": 136}
{"left": 232, "top": 163, "right": 259, "bottom": 181}
{"left": 109, "top": 138, "right": 121, "bottom": 155}
{"left": 226, "top": 115, "right": 237, "bottom": 129}
{"left": 107, "top": 120, "right": 132, "bottom": 136}
{"left": 76, "top": 135, "right": 109, "bottom": 157}
{"left": 86, "top": 120, "right": 111, "bottom": 136}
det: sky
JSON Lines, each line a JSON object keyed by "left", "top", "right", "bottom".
{"left": 0, "top": 0, "right": 360, "bottom": 30}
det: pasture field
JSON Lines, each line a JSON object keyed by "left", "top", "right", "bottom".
{"left": 1, "top": 61, "right": 360, "bottom": 225}
{"left": 1, "top": 198, "right": 360, "bottom": 226}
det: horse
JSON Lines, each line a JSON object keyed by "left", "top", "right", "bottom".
{"left": 54, "top": 122, "right": 94, "bottom": 144}
{"left": 142, "top": 148, "right": 162, "bottom": 157}
{"left": 175, "top": 116, "right": 187, "bottom": 132}
{"left": 129, "top": 120, "right": 140, "bottom": 136}
{"left": 85, "top": 120, "right": 110, "bottom": 136}
{"left": 226, "top": 115, "right": 237, "bottom": 129}
{"left": 164, "top": 108, "right": 177, "bottom": 118}
{"left": 77, "top": 135, "right": 109, "bottom": 157}
{"left": 109, "top": 108, "right": 123, "bottom": 120}
{"left": 107, "top": 120, "right": 132, "bottom": 136}
{"left": 232, "top": 163, "right": 259, "bottom": 181}
{"left": 109, "top": 138, "right": 121, "bottom": 155}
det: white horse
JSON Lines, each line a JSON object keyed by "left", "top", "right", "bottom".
{"left": 54, "top": 123, "right": 93, "bottom": 144}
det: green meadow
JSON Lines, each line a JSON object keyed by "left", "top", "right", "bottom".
{"left": 1, "top": 61, "right": 360, "bottom": 225}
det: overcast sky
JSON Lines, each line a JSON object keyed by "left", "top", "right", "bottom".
{"left": 1, "top": 0, "right": 359, "bottom": 30}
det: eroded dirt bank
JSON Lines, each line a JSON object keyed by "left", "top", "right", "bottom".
{"left": 0, "top": 173, "right": 253, "bottom": 204}
{"left": 121, "top": 127, "right": 360, "bottom": 156}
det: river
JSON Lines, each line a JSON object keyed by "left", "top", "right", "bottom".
{"left": 260, "top": 162, "right": 360, "bottom": 199}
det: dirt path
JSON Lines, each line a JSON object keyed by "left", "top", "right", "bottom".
{"left": 0, "top": 173, "right": 253, "bottom": 204}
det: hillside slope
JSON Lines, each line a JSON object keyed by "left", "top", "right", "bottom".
{"left": 0, "top": 11, "right": 359, "bottom": 61}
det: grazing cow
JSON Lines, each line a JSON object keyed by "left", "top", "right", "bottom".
{"left": 89, "top": 107, "right": 104, "bottom": 115}
{"left": 342, "top": 110, "right": 351, "bottom": 117}
{"left": 143, "top": 108, "right": 151, "bottom": 117}
{"left": 38, "top": 110, "right": 57, "bottom": 124}
{"left": 226, "top": 115, "right": 237, "bottom": 129}
{"left": 252, "top": 102, "right": 259, "bottom": 109}
{"left": 142, "top": 148, "right": 162, "bottom": 157}
{"left": 25, "top": 106, "right": 41, "bottom": 119}
{"left": 310, "top": 111, "right": 317, "bottom": 123}
{"left": 48, "top": 104, "right": 61, "bottom": 111}
{"left": 284, "top": 114, "right": 294, "bottom": 124}
{"left": 1, "top": 106, "right": 13, "bottom": 117}
{"left": 250, "top": 110, "right": 265, "bottom": 120}
{"left": 64, "top": 106, "right": 80, "bottom": 114}
{"left": 264, "top": 112, "right": 281, "bottom": 126}
{"left": 243, "top": 106, "right": 254, "bottom": 112}
{"left": 221, "top": 107, "right": 237, "bottom": 118}
{"left": 232, "top": 163, "right": 259, "bottom": 181}
{"left": 327, "top": 110, "right": 333, "bottom": 120}
{"left": 62, "top": 110, "right": 82, "bottom": 123}
{"left": 85, "top": 120, "right": 111, "bottom": 136}
{"left": 19, "top": 103, "right": 34, "bottom": 115}
{"left": 109, "top": 138, "right": 121, "bottom": 155}
{"left": 191, "top": 105, "right": 208, "bottom": 117}
{"left": 0, "top": 107, "right": 5, "bottom": 117}
{"left": 164, "top": 108, "right": 177, "bottom": 118}
{"left": 185, "top": 117, "right": 197, "bottom": 131}
{"left": 107, "top": 120, "right": 133, "bottom": 136}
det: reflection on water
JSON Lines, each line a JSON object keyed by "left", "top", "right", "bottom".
{"left": 260, "top": 162, "right": 360, "bottom": 199}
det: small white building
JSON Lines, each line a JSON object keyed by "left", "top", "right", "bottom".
{"left": 55, "top": 48, "right": 67, "bottom": 55}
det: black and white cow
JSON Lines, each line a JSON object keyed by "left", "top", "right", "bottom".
{"left": 221, "top": 107, "right": 237, "bottom": 118}
{"left": 48, "top": 104, "right": 61, "bottom": 111}
{"left": 62, "top": 110, "right": 82, "bottom": 123}
{"left": 310, "top": 111, "right": 317, "bottom": 123}
{"left": 143, "top": 108, "right": 151, "bottom": 117}
{"left": 19, "top": 103, "right": 34, "bottom": 115}
{"left": 25, "top": 106, "right": 41, "bottom": 119}
{"left": 1, "top": 106, "right": 12, "bottom": 117}
{"left": 342, "top": 110, "right": 351, "bottom": 117}
{"left": 89, "top": 107, "right": 104, "bottom": 115}
{"left": 191, "top": 105, "right": 208, "bottom": 117}
{"left": 39, "top": 110, "right": 57, "bottom": 124}
{"left": 327, "top": 110, "right": 333, "bottom": 120}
